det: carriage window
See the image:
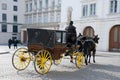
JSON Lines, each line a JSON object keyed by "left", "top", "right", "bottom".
{"left": 56, "top": 32, "right": 61, "bottom": 43}
{"left": 62, "top": 32, "right": 66, "bottom": 43}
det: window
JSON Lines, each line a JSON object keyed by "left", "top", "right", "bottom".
{"left": 58, "top": 0, "right": 61, "bottom": 7}
{"left": 51, "top": 0, "right": 55, "bottom": 9}
{"left": 33, "top": 15, "right": 36, "bottom": 23}
{"left": 26, "top": 4, "right": 28, "bottom": 12}
{"left": 56, "top": 32, "right": 62, "bottom": 43}
{"left": 56, "top": 13, "right": 60, "bottom": 22}
{"left": 13, "top": 6, "right": 18, "bottom": 11}
{"left": 50, "top": 13, "right": 54, "bottom": 22}
{"left": 25, "top": 16, "right": 29, "bottom": 24}
{"left": 13, "top": 25, "right": 18, "bottom": 32}
{"left": 13, "top": 15, "right": 17, "bottom": 22}
{"left": 2, "top": 24, "right": 7, "bottom": 32}
{"left": 110, "top": 0, "right": 118, "bottom": 13}
{"left": 2, "top": 14, "right": 7, "bottom": 22}
{"left": 30, "top": 3, "right": 32, "bottom": 11}
{"left": 2, "top": 3, "right": 7, "bottom": 10}
{"left": 45, "top": 0, "right": 48, "bottom": 9}
{"left": 82, "top": 3, "right": 96, "bottom": 17}
{"left": 34, "top": 0, "right": 37, "bottom": 10}
{"left": 82, "top": 5, "right": 88, "bottom": 16}
{"left": 90, "top": 3, "right": 96, "bottom": 15}
{"left": 39, "top": 0, "right": 42, "bottom": 10}
{"left": 62, "top": 32, "right": 66, "bottom": 43}
{"left": 29, "top": 16, "right": 32, "bottom": 24}
{"left": 38, "top": 15, "right": 42, "bottom": 23}
{"left": 13, "top": 0, "right": 18, "bottom": 2}
{"left": 56, "top": 31, "right": 66, "bottom": 44}
{"left": 44, "top": 14, "right": 48, "bottom": 23}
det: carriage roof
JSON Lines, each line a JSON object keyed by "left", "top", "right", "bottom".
{"left": 27, "top": 28, "right": 66, "bottom": 48}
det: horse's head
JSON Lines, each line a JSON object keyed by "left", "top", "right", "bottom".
{"left": 93, "top": 35, "right": 100, "bottom": 44}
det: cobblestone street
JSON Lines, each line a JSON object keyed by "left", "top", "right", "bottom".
{"left": 0, "top": 45, "right": 120, "bottom": 80}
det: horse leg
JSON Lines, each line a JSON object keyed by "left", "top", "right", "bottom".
{"left": 88, "top": 52, "right": 91, "bottom": 63}
{"left": 84, "top": 50, "right": 88, "bottom": 65}
{"left": 70, "top": 55, "right": 73, "bottom": 63}
{"left": 93, "top": 49, "right": 96, "bottom": 63}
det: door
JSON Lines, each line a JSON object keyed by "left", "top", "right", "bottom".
{"left": 109, "top": 25, "right": 120, "bottom": 51}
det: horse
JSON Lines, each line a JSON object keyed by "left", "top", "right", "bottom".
{"left": 83, "top": 35, "right": 99, "bottom": 65}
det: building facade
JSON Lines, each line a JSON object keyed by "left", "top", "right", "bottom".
{"left": 21, "top": 0, "right": 61, "bottom": 43}
{"left": 0, "top": 0, "right": 25, "bottom": 44}
{"left": 60, "top": 0, "right": 120, "bottom": 51}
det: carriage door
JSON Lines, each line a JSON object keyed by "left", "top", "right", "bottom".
{"left": 83, "top": 26, "right": 94, "bottom": 37}
{"left": 109, "top": 25, "right": 120, "bottom": 51}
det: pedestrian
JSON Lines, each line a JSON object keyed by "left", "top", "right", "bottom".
{"left": 8, "top": 38, "right": 12, "bottom": 49}
{"left": 13, "top": 39, "right": 18, "bottom": 49}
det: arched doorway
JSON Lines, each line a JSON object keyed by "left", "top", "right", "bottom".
{"left": 109, "top": 25, "right": 120, "bottom": 51}
{"left": 83, "top": 26, "right": 94, "bottom": 37}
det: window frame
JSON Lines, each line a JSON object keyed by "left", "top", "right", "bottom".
{"left": 13, "top": 5, "right": 18, "bottom": 11}
{"left": 13, "top": 15, "right": 18, "bottom": 22}
{"left": 2, "top": 24, "right": 7, "bottom": 32}
{"left": 110, "top": 0, "right": 118, "bottom": 13}
{"left": 2, "top": 3, "right": 7, "bottom": 10}
{"left": 2, "top": 13, "right": 7, "bottom": 22}
{"left": 13, "top": 25, "right": 18, "bottom": 33}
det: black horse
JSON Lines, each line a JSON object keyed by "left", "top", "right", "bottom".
{"left": 82, "top": 35, "right": 99, "bottom": 65}
{"left": 65, "top": 33, "right": 99, "bottom": 65}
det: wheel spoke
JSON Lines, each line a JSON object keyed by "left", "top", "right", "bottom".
{"left": 12, "top": 48, "right": 30, "bottom": 70}
{"left": 34, "top": 50, "right": 52, "bottom": 75}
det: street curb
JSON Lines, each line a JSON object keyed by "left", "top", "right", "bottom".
{"left": 0, "top": 52, "right": 9, "bottom": 54}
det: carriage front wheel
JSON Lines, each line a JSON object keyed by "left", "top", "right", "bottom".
{"left": 34, "top": 50, "right": 52, "bottom": 75}
{"left": 75, "top": 52, "right": 84, "bottom": 68}
{"left": 12, "top": 48, "right": 31, "bottom": 70}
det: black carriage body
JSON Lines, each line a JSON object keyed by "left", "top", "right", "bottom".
{"left": 27, "top": 28, "right": 67, "bottom": 53}
{"left": 28, "top": 29, "right": 55, "bottom": 47}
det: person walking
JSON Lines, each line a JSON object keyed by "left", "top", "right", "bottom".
{"left": 8, "top": 38, "right": 12, "bottom": 49}
{"left": 13, "top": 39, "right": 18, "bottom": 49}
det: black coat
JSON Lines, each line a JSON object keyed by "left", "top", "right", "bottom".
{"left": 66, "top": 25, "right": 77, "bottom": 44}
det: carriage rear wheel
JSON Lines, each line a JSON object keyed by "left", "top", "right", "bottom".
{"left": 12, "top": 48, "right": 31, "bottom": 70}
{"left": 75, "top": 52, "right": 84, "bottom": 68}
{"left": 34, "top": 50, "right": 52, "bottom": 75}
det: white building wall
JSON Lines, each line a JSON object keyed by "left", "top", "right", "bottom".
{"left": 60, "top": 0, "right": 120, "bottom": 51}
{"left": 0, "top": 0, "right": 25, "bottom": 44}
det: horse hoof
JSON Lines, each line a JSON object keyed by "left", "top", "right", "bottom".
{"left": 85, "top": 63, "right": 88, "bottom": 65}
{"left": 70, "top": 60, "right": 73, "bottom": 63}
{"left": 85, "top": 61, "right": 88, "bottom": 65}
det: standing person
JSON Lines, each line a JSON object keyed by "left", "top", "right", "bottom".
{"left": 13, "top": 39, "right": 18, "bottom": 49}
{"left": 65, "top": 21, "right": 77, "bottom": 46}
{"left": 8, "top": 38, "right": 12, "bottom": 49}
{"left": 65, "top": 21, "right": 77, "bottom": 63}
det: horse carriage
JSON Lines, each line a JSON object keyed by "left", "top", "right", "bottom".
{"left": 12, "top": 28, "right": 84, "bottom": 75}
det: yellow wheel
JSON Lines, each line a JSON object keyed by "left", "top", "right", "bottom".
{"left": 34, "top": 50, "right": 52, "bottom": 75}
{"left": 75, "top": 52, "right": 84, "bottom": 68}
{"left": 12, "top": 48, "right": 30, "bottom": 70}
